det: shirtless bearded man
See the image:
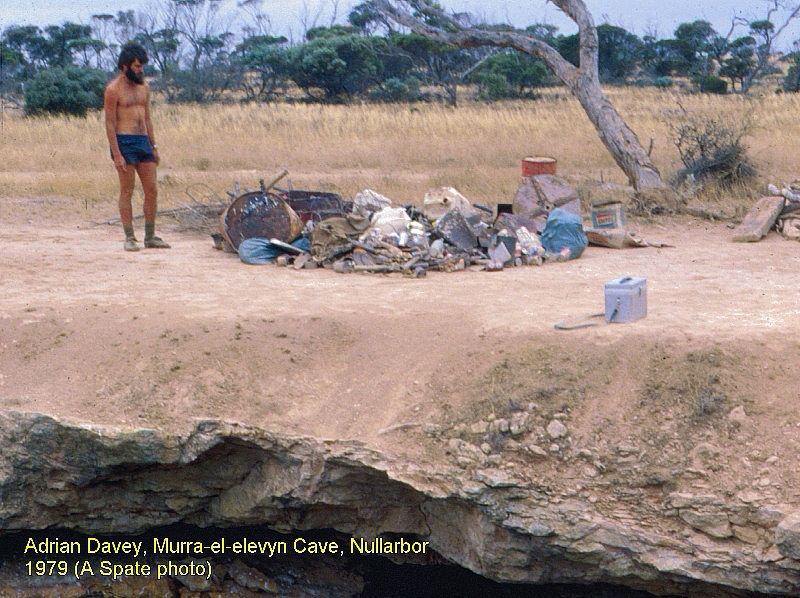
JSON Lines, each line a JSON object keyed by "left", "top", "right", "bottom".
{"left": 104, "top": 41, "right": 170, "bottom": 251}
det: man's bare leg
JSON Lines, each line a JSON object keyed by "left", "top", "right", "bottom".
{"left": 137, "top": 161, "right": 170, "bottom": 248}
{"left": 117, "top": 165, "right": 139, "bottom": 251}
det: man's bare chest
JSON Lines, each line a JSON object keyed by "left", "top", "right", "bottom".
{"left": 117, "top": 85, "right": 148, "bottom": 109}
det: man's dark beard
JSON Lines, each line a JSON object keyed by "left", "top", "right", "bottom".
{"left": 124, "top": 67, "right": 144, "bottom": 84}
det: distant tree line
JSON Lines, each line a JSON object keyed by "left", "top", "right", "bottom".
{"left": 2, "top": 0, "right": 800, "bottom": 116}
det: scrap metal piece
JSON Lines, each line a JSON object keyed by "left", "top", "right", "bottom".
{"left": 277, "top": 189, "right": 352, "bottom": 225}
{"left": 268, "top": 238, "right": 305, "bottom": 254}
{"left": 352, "top": 249, "right": 377, "bottom": 267}
{"left": 435, "top": 210, "right": 477, "bottom": 252}
{"left": 333, "top": 258, "right": 355, "bottom": 273}
{"left": 494, "top": 212, "right": 541, "bottom": 238}
{"left": 488, "top": 240, "right": 512, "bottom": 269}
{"left": 261, "top": 169, "right": 289, "bottom": 192}
{"left": 353, "top": 264, "right": 400, "bottom": 273}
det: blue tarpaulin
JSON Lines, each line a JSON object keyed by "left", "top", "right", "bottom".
{"left": 238, "top": 237, "right": 311, "bottom": 265}
{"left": 541, "top": 208, "right": 588, "bottom": 260}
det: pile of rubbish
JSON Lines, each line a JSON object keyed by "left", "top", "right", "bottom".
{"left": 215, "top": 171, "right": 592, "bottom": 276}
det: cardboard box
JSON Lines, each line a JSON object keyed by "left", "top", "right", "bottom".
{"left": 605, "top": 276, "right": 646, "bottom": 323}
{"left": 591, "top": 202, "right": 626, "bottom": 229}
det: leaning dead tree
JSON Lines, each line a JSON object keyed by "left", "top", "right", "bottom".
{"left": 373, "top": 0, "right": 666, "bottom": 192}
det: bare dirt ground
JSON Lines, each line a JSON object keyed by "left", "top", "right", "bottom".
{"left": 2, "top": 197, "right": 800, "bottom": 507}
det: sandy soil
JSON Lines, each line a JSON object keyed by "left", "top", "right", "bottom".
{"left": 2, "top": 198, "right": 800, "bottom": 504}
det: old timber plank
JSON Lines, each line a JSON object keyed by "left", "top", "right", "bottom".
{"left": 732, "top": 196, "right": 785, "bottom": 242}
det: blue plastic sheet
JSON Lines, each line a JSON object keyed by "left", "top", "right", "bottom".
{"left": 238, "top": 237, "right": 311, "bottom": 265}
{"left": 540, "top": 208, "right": 588, "bottom": 260}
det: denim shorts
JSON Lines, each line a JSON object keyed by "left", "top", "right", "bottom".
{"left": 114, "top": 134, "right": 156, "bottom": 164}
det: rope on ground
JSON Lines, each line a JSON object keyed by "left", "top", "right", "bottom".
{"left": 554, "top": 312, "right": 607, "bottom": 330}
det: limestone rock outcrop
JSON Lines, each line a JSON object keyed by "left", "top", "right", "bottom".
{"left": 1, "top": 412, "right": 799, "bottom": 596}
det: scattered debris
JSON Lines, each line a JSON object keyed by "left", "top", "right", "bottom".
{"left": 353, "top": 189, "right": 393, "bottom": 218}
{"left": 513, "top": 174, "right": 581, "bottom": 233}
{"left": 585, "top": 228, "right": 671, "bottom": 249}
{"left": 767, "top": 183, "right": 800, "bottom": 203}
{"left": 220, "top": 173, "right": 351, "bottom": 251}
{"left": 94, "top": 190, "right": 227, "bottom": 231}
{"left": 215, "top": 174, "right": 575, "bottom": 275}
{"left": 208, "top": 164, "right": 670, "bottom": 275}
{"left": 583, "top": 200, "right": 670, "bottom": 249}
{"left": 767, "top": 183, "right": 800, "bottom": 242}
{"left": 779, "top": 214, "right": 800, "bottom": 241}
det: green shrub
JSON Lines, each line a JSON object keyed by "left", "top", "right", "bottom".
{"left": 652, "top": 76, "right": 673, "bottom": 88}
{"left": 24, "top": 67, "right": 107, "bottom": 117}
{"left": 784, "top": 63, "right": 800, "bottom": 92}
{"left": 371, "top": 77, "right": 420, "bottom": 102}
{"left": 699, "top": 75, "right": 727, "bottom": 95}
{"left": 668, "top": 108, "right": 755, "bottom": 186}
{"left": 474, "top": 72, "right": 511, "bottom": 100}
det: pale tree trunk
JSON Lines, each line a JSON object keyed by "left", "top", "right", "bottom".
{"left": 570, "top": 76, "right": 666, "bottom": 191}
{"left": 373, "top": 0, "right": 666, "bottom": 191}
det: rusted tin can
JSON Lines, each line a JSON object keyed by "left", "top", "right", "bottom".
{"left": 521, "top": 156, "right": 557, "bottom": 176}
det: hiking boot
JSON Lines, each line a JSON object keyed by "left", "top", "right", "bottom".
{"left": 124, "top": 238, "right": 140, "bottom": 252}
{"left": 144, "top": 236, "right": 171, "bottom": 248}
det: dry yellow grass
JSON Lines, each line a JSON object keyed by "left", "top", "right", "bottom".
{"left": 1, "top": 87, "right": 797, "bottom": 219}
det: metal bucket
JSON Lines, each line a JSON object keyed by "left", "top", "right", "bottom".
{"left": 521, "top": 156, "right": 557, "bottom": 176}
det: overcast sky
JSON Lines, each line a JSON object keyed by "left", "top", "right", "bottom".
{"left": 3, "top": 1, "right": 800, "bottom": 48}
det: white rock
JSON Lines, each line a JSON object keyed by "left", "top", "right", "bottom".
{"left": 547, "top": 419, "right": 568, "bottom": 439}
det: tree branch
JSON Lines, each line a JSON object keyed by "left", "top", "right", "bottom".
{"left": 372, "top": 0, "right": 579, "bottom": 86}
{"left": 371, "top": 0, "right": 665, "bottom": 191}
